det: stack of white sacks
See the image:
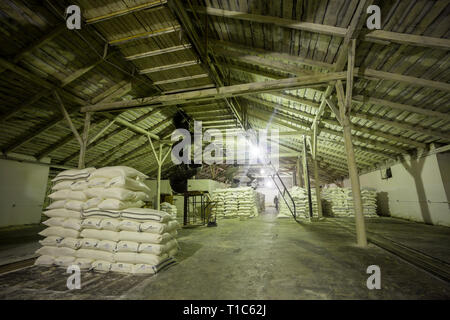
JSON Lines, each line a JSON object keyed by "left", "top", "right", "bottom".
{"left": 211, "top": 191, "right": 225, "bottom": 217}
{"left": 223, "top": 189, "right": 238, "bottom": 218}
{"left": 211, "top": 187, "right": 258, "bottom": 219}
{"left": 35, "top": 168, "right": 95, "bottom": 268}
{"left": 236, "top": 187, "right": 258, "bottom": 219}
{"left": 278, "top": 187, "right": 318, "bottom": 219}
{"left": 160, "top": 202, "right": 177, "bottom": 220}
{"left": 36, "top": 166, "right": 180, "bottom": 274}
{"left": 321, "top": 187, "right": 378, "bottom": 217}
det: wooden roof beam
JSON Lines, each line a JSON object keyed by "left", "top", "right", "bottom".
{"left": 124, "top": 44, "right": 192, "bottom": 61}
{"left": 108, "top": 25, "right": 180, "bottom": 46}
{"left": 85, "top": 0, "right": 168, "bottom": 24}
{"left": 193, "top": 6, "right": 450, "bottom": 51}
{"left": 139, "top": 60, "right": 200, "bottom": 74}
{"left": 153, "top": 73, "right": 209, "bottom": 85}
{"left": 81, "top": 72, "right": 347, "bottom": 112}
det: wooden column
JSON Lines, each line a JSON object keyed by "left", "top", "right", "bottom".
{"left": 79, "top": 112, "right": 91, "bottom": 169}
{"left": 148, "top": 136, "right": 172, "bottom": 211}
{"left": 302, "top": 135, "right": 313, "bottom": 219}
{"left": 311, "top": 122, "right": 323, "bottom": 218}
{"left": 54, "top": 90, "right": 88, "bottom": 169}
{"left": 336, "top": 39, "right": 367, "bottom": 247}
{"left": 296, "top": 156, "right": 303, "bottom": 187}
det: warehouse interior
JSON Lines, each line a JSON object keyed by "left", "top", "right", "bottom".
{"left": 0, "top": 0, "right": 449, "bottom": 300}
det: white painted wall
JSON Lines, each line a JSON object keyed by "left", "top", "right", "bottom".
{"left": 343, "top": 153, "right": 450, "bottom": 227}
{"left": 0, "top": 159, "right": 49, "bottom": 227}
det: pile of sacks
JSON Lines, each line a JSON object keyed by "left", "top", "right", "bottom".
{"left": 321, "top": 187, "right": 378, "bottom": 217}
{"left": 35, "top": 168, "right": 94, "bottom": 268}
{"left": 160, "top": 202, "right": 177, "bottom": 220}
{"left": 278, "top": 187, "right": 318, "bottom": 219}
{"left": 211, "top": 191, "right": 225, "bottom": 217}
{"left": 211, "top": 187, "right": 258, "bottom": 219}
{"left": 35, "top": 166, "right": 180, "bottom": 274}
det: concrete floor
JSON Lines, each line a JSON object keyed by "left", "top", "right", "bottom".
{"left": 0, "top": 215, "right": 449, "bottom": 299}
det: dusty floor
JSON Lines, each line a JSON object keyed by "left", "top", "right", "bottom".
{"left": 0, "top": 215, "right": 449, "bottom": 299}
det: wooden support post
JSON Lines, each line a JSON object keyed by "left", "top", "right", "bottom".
{"left": 148, "top": 135, "right": 172, "bottom": 211}
{"left": 312, "top": 122, "right": 323, "bottom": 219}
{"left": 296, "top": 156, "right": 303, "bottom": 187}
{"left": 335, "top": 39, "right": 368, "bottom": 247}
{"left": 302, "top": 135, "right": 313, "bottom": 219}
{"left": 79, "top": 112, "right": 91, "bottom": 169}
{"left": 54, "top": 90, "right": 87, "bottom": 168}
{"left": 157, "top": 143, "right": 162, "bottom": 211}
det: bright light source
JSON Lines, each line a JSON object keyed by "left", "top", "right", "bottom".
{"left": 249, "top": 143, "right": 260, "bottom": 156}
{"left": 265, "top": 179, "right": 274, "bottom": 188}
{"left": 260, "top": 168, "right": 265, "bottom": 175}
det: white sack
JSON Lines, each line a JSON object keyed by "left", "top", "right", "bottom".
{"left": 80, "top": 229, "right": 119, "bottom": 242}
{"left": 119, "top": 231, "right": 171, "bottom": 244}
{"left": 42, "top": 217, "right": 65, "bottom": 228}
{"left": 90, "top": 166, "right": 148, "bottom": 180}
{"left": 34, "top": 255, "right": 54, "bottom": 266}
{"left": 106, "top": 176, "right": 151, "bottom": 193}
{"left": 100, "top": 218, "right": 120, "bottom": 231}
{"left": 77, "top": 249, "right": 114, "bottom": 262}
{"left": 39, "top": 236, "right": 63, "bottom": 247}
{"left": 114, "top": 252, "right": 168, "bottom": 265}
{"left": 39, "top": 226, "right": 80, "bottom": 238}
{"left": 43, "top": 209, "right": 81, "bottom": 219}
{"left": 98, "top": 199, "right": 144, "bottom": 210}
{"left": 116, "top": 241, "right": 139, "bottom": 253}
{"left": 92, "top": 260, "right": 112, "bottom": 272}
{"left": 59, "top": 237, "right": 81, "bottom": 250}
{"left": 97, "top": 240, "right": 117, "bottom": 252}
{"left": 46, "top": 200, "right": 66, "bottom": 210}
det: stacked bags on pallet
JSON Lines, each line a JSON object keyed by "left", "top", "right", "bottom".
{"left": 211, "top": 187, "right": 258, "bottom": 219}
{"left": 211, "top": 190, "right": 225, "bottom": 218}
{"left": 277, "top": 187, "right": 318, "bottom": 219}
{"left": 35, "top": 168, "right": 96, "bottom": 267}
{"left": 223, "top": 189, "right": 238, "bottom": 218}
{"left": 236, "top": 187, "right": 258, "bottom": 219}
{"left": 36, "top": 166, "right": 180, "bottom": 274}
{"left": 80, "top": 207, "right": 179, "bottom": 274}
{"left": 160, "top": 202, "right": 177, "bottom": 220}
{"left": 361, "top": 189, "right": 377, "bottom": 216}
{"left": 321, "top": 187, "right": 378, "bottom": 217}
{"left": 79, "top": 166, "right": 178, "bottom": 274}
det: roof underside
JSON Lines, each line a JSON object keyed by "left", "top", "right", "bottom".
{"left": 0, "top": 0, "right": 449, "bottom": 183}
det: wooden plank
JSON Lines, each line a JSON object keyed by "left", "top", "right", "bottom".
{"left": 86, "top": 0, "right": 168, "bottom": 24}
{"left": 192, "top": 6, "right": 347, "bottom": 37}
{"left": 211, "top": 39, "right": 334, "bottom": 69}
{"left": 109, "top": 26, "right": 180, "bottom": 46}
{"left": 358, "top": 68, "right": 450, "bottom": 92}
{"left": 12, "top": 24, "right": 66, "bottom": 63}
{"left": 153, "top": 73, "right": 209, "bottom": 85}
{"left": 54, "top": 91, "right": 83, "bottom": 146}
{"left": 124, "top": 44, "right": 192, "bottom": 60}
{"left": 352, "top": 95, "right": 450, "bottom": 121}
{"left": 363, "top": 30, "right": 450, "bottom": 51}
{"left": 139, "top": 60, "right": 200, "bottom": 74}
